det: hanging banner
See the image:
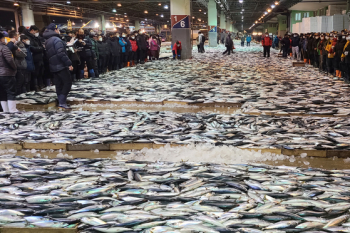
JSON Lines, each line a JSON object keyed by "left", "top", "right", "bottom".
{"left": 171, "top": 15, "right": 190, "bottom": 29}
{"left": 208, "top": 26, "right": 217, "bottom": 32}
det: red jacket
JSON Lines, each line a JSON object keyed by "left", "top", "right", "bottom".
{"left": 172, "top": 41, "right": 182, "bottom": 55}
{"left": 261, "top": 36, "right": 272, "bottom": 47}
{"left": 130, "top": 39, "right": 138, "bottom": 52}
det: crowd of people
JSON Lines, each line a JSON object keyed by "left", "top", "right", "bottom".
{"left": 276, "top": 30, "right": 350, "bottom": 82}
{"left": 0, "top": 23, "right": 183, "bottom": 112}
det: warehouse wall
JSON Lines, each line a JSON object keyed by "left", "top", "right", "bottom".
{"left": 277, "top": 15, "right": 287, "bottom": 36}
{"left": 263, "top": 23, "right": 278, "bottom": 35}
{"left": 290, "top": 10, "right": 314, "bottom": 30}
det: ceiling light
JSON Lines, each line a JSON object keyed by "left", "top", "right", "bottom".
{"left": 117, "top": 3, "right": 121, "bottom": 7}
{"left": 271, "top": 5, "right": 275, "bottom": 8}
{"left": 264, "top": 12, "right": 268, "bottom": 15}
{"left": 126, "top": 19, "right": 129, "bottom": 21}
{"left": 66, "top": 1, "right": 71, "bottom": 4}
{"left": 199, "top": 9, "right": 202, "bottom": 12}
{"left": 94, "top": 23, "right": 99, "bottom": 28}
{"left": 255, "top": 21, "right": 257, "bottom": 23}
{"left": 239, "top": 0, "right": 243, "bottom": 3}
{"left": 124, "top": 15, "right": 127, "bottom": 17}
{"left": 164, "top": 5, "right": 168, "bottom": 9}
{"left": 13, "top": 2, "right": 19, "bottom": 6}
{"left": 204, "top": 12, "right": 206, "bottom": 14}
{"left": 267, "top": 9, "right": 271, "bottom": 12}
{"left": 112, "top": 8, "right": 116, "bottom": 12}
{"left": 160, "top": 14, "right": 164, "bottom": 17}
{"left": 158, "top": 3, "right": 161, "bottom": 6}
{"left": 242, "top": 9, "right": 244, "bottom": 11}
{"left": 275, "top": 1, "right": 279, "bottom": 5}
{"left": 116, "top": 18, "right": 118, "bottom": 20}
{"left": 156, "top": 14, "right": 158, "bottom": 16}
{"left": 192, "top": 16, "right": 195, "bottom": 18}
{"left": 144, "top": 10, "right": 148, "bottom": 13}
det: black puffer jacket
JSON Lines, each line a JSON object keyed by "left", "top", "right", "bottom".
{"left": 291, "top": 36, "right": 300, "bottom": 47}
{"left": 137, "top": 34, "right": 148, "bottom": 50}
{"left": 25, "top": 30, "right": 44, "bottom": 64}
{"left": 97, "top": 40, "right": 110, "bottom": 57}
{"left": 225, "top": 36, "right": 233, "bottom": 48}
{"left": 43, "top": 29, "right": 72, "bottom": 73}
{"left": 107, "top": 37, "right": 121, "bottom": 56}
{"left": 312, "top": 38, "right": 320, "bottom": 55}
{"left": 0, "top": 42, "right": 17, "bottom": 76}
{"left": 335, "top": 39, "right": 347, "bottom": 58}
{"left": 75, "top": 34, "right": 93, "bottom": 58}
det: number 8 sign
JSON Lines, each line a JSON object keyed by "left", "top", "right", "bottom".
{"left": 172, "top": 15, "right": 190, "bottom": 29}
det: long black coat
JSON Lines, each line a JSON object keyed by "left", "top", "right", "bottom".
{"left": 97, "top": 40, "right": 110, "bottom": 57}
{"left": 43, "top": 29, "right": 72, "bottom": 73}
{"left": 107, "top": 37, "right": 121, "bottom": 57}
{"left": 137, "top": 34, "right": 148, "bottom": 51}
{"left": 25, "top": 30, "right": 44, "bottom": 64}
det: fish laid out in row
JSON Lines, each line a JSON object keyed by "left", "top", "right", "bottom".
{"left": 1, "top": 110, "right": 350, "bottom": 150}
{"left": 0, "top": 156, "right": 350, "bottom": 233}
{"left": 16, "top": 45, "right": 350, "bottom": 116}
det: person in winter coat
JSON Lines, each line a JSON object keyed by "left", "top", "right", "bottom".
{"left": 318, "top": 34, "right": 327, "bottom": 72}
{"left": 156, "top": 34, "right": 161, "bottom": 60}
{"left": 241, "top": 36, "right": 245, "bottom": 47}
{"left": 223, "top": 34, "right": 233, "bottom": 55}
{"left": 261, "top": 33, "right": 272, "bottom": 58}
{"left": 96, "top": 35, "right": 109, "bottom": 74}
{"left": 76, "top": 29, "right": 94, "bottom": 79}
{"left": 43, "top": 23, "right": 73, "bottom": 110}
{"left": 325, "top": 36, "right": 337, "bottom": 76}
{"left": 107, "top": 33, "right": 121, "bottom": 70}
{"left": 334, "top": 34, "right": 346, "bottom": 78}
{"left": 342, "top": 35, "right": 350, "bottom": 82}
{"left": 291, "top": 33, "right": 301, "bottom": 61}
{"left": 220, "top": 31, "right": 226, "bottom": 44}
{"left": 246, "top": 35, "right": 252, "bottom": 47}
{"left": 6, "top": 31, "right": 19, "bottom": 55}
{"left": 149, "top": 36, "right": 159, "bottom": 61}
{"left": 198, "top": 31, "right": 205, "bottom": 53}
{"left": 273, "top": 36, "right": 279, "bottom": 49}
{"left": 21, "top": 35, "right": 35, "bottom": 93}
{"left": 121, "top": 33, "right": 131, "bottom": 67}
{"left": 172, "top": 40, "right": 182, "bottom": 59}
{"left": 13, "top": 37, "right": 27, "bottom": 95}
{"left": 118, "top": 33, "right": 127, "bottom": 68}
{"left": 0, "top": 32, "right": 18, "bottom": 113}
{"left": 137, "top": 31, "right": 148, "bottom": 64}
{"left": 90, "top": 32, "right": 99, "bottom": 78}
{"left": 340, "top": 33, "right": 348, "bottom": 78}
{"left": 307, "top": 35, "right": 314, "bottom": 65}
{"left": 281, "top": 34, "right": 291, "bottom": 58}
{"left": 65, "top": 31, "right": 80, "bottom": 82}
{"left": 312, "top": 33, "right": 320, "bottom": 68}
{"left": 301, "top": 34, "right": 308, "bottom": 63}
{"left": 25, "top": 25, "right": 44, "bottom": 91}
{"left": 129, "top": 34, "right": 138, "bottom": 66}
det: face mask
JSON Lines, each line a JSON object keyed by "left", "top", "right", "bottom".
{"left": 265, "top": 35, "right": 268, "bottom": 37}
{"left": 321, "top": 37, "right": 324, "bottom": 40}
{"left": 135, "top": 33, "right": 138, "bottom": 36}
{"left": 294, "top": 35, "right": 297, "bottom": 37}
{"left": 325, "top": 36, "right": 329, "bottom": 40}
{"left": 131, "top": 36, "right": 135, "bottom": 39}
{"left": 315, "top": 37, "right": 319, "bottom": 39}
{"left": 25, "top": 40, "right": 30, "bottom": 45}
{"left": 116, "top": 34, "right": 120, "bottom": 37}
{"left": 122, "top": 34, "right": 126, "bottom": 37}
{"left": 99, "top": 38, "right": 102, "bottom": 41}
{"left": 177, "top": 44, "right": 180, "bottom": 47}
{"left": 343, "top": 36, "right": 346, "bottom": 39}
{"left": 35, "top": 32, "right": 39, "bottom": 37}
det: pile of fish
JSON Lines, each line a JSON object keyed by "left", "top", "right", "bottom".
{"left": 1, "top": 156, "right": 350, "bottom": 232}
{"left": 1, "top": 111, "right": 350, "bottom": 150}
{"left": 15, "top": 44, "right": 350, "bottom": 116}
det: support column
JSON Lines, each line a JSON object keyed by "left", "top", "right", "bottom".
{"left": 208, "top": 0, "right": 217, "bottom": 47}
{"left": 171, "top": 0, "right": 191, "bottom": 59}
{"left": 101, "top": 15, "right": 106, "bottom": 34}
{"left": 135, "top": 20, "right": 140, "bottom": 31}
{"left": 220, "top": 11, "right": 226, "bottom": 32}
{"left": 229, "top": 21, "right": 233, "bottom": 32}
{"left": 347, "top": 0, "right": 350, "bottom": 13}
{"left": 21, "top": 3, "right": 35, "bottom": 28}
{"left": 226, "top": 20, "right": 231, "bottom": 33}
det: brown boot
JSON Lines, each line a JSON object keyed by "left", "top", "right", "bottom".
{"left": 132, "top": 61, "right": 135, "bottom": 66}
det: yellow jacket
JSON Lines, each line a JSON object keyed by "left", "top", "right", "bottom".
{"left": 342, "top": 41, "right": 350, "bottom": 58}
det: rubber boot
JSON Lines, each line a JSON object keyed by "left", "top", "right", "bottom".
{"left": 304, "top": 59, "right": 307, "bottom": 63}
{"left": 1, "top": 101, "right": 9, "bottom": 113}
{"left": 7, "top": 100, "right": 18, "bottom": 113}
{"left": 88, "top": 69, "right": 95, "bottom": 78}
{"left": 58, "top": 94, "right": 71, "bottom": 110}
{"left": 127, "top": 62, "right": 130, "bottom": 67}
{"left": 79, "top": 70, "right": 84, "bottom": 80}
{"left": 132, "top": 61, "right": 135, "bottom": 66}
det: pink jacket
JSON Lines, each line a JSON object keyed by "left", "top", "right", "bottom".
{"left": 150, "top": 39, "right": 158, "bottom": 51}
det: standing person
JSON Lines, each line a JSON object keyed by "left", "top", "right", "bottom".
{"left": 312, "top": 33, "right": 320, "bottom": 68}
{"left": 340, "top": 33, "right": 348, "bottom": 78}
{"left": 90, "top": 32, "right": 99, "bottom": 78}
{"left": 307, "top": 34, "right": 314, "bottom": 65}
{"left": 241, "top": 35, "right": 245, "bottom": 47}
{"left": 326, "top": 35, "right": 337, "bottom": 76}
{"left": 301, "top": 34, "right": 308, "bottom": 63}
{"left": 261, "top": 32, "right": 272, "bottom": 58}
{"left": 220, "top": 30, "right": 226, "bottom": 44}
{"left": 6, "top": 31, "right": 19, "bottom": 54}
{"left": 334, "top": 34, "right": 346, "bottom": 78}
{"left": 198, "top": 31, "right": 205, "bottom": 53}
{"left": 273, "top": 35, "right": 279, "bottom": 49}
{"left": 223, "top": 34, "right": 233, "bottom": 55}
{"left": 121, "top": 32, "right": 131, "bottom": 67}
{"left": 291, "top": 33, "right": 300, "bottom": 61}
{"left": 137, "top": 31, "right": 147, "bottom": 64}
{"left": 43, "top": 23, "right": 73, "bottom": 110}
{"left": 129, "top": 34, "right": 138, "bottom": 66}
{"left": 156, "top": 34, "right": 161, "bottom": 60}
{"left": 319, "top": 34, "right": 328, "bottom": 72}
{"left": 281, "top": 34, "right": 290, "bottom": 58}
{"left": 246, "top": 34, "right": 252, "bottom": 47}
{"left": 149, "top": 36, "right": 159, "bottom": 61}
{"left": 21, "top": 35, "right": 35, "bottom": 93}
{"left": 0, "top": 32, "right": 18, "bottom": 113}
{"left": 25, "top": 25, "right": 44, "bottom": 91}
{"left": 172, "top": 40, "right": 182, "bottom": 59}
{"left": 118, "top": 33, "right": 127, "bottom": 68}
{"left": 96, "top": 35, "right": 109, "bottom": 74}
{"left": 66, "top": 31, "right": 80, "bottom": 82}
{"left": 342, "top": 34, "right": 350, "bottom": 82}
{"left": 13, "top": 35, "right": 27, "bottom": 95}
{"left": 76, "top": 29, "right": 94, "bottom": 79}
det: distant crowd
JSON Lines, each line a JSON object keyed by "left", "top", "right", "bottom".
{"left": 0, "top": 24, "right": 183, "bottom": 112}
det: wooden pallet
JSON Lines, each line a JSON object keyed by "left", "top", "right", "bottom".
{"left": 293, "top": 62, "right": 305, "bottom": 67}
